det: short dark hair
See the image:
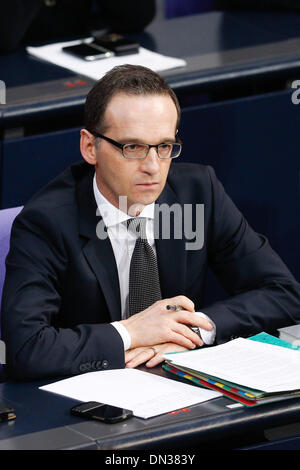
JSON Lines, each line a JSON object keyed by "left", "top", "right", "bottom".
{"left": 84, "top": 64, "right": 181, "bottom": 134}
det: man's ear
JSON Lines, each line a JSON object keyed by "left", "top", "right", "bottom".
{"left": 80, "top": 129, "right": 97, "bottom": 165}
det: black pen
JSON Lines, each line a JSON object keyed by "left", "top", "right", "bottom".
{"left": 166, "top": 304, "right": 183, "bottom": 311}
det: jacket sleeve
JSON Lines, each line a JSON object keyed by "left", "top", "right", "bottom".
{"left": 1, "top": 207, "right": 125, "bottom": 380}
{"left": 202, "top": 166, "right": 300, "bottom": 344}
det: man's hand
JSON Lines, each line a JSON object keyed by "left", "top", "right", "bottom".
{"left": 125, "top": 343, "right": 188, "bottom": 369}
{"left": 120, "top": 295, "right": 213, "bottom": 350}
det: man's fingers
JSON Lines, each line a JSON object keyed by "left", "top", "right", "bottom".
{"left": 174, "top": 311, "right": 213, "bottom": 331}
{"left": 168, "top": 330, "right": 201, "bottom": 350}
{"left": 126, "top": 348, "right": 155, "bottom": 368}
{"left": 146, "top": 344, "right": 189, "bottom": 368}
{"left": 125, "top": 347, "right": 145, "bottom": 363}
{"left": 146, "top": 353, "right": 164, "bottom": 368}
{"left": 172, "top": 323, "right": 203, "bottom": 347}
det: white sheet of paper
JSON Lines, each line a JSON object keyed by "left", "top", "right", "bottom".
{"left": 164, "top": 337, "right": 300, "bottom": 394}
{"left": 27, "top": 39, "right": 186, "bottom": 81}
{"left": 39, "top": 368, "right": 220, "bottom": 419}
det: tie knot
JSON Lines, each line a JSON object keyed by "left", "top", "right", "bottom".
{"left": 126, "top": 217, "right": 147, "bottom": 240}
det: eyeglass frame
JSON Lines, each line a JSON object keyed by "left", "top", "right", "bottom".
{"left": 86, "top": 129, "right": 182, "bottom": 160}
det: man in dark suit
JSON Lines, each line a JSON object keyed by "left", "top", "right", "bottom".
{"left": 2, "top": 65, "right": 300, "bottom": 380}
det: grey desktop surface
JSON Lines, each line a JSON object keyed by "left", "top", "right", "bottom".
{"left": 0, "top": 367, "right": 233, "bottom": 450}
{"left": 3, "top": 11, "right": 300, "bottom": 88}
{"left": 2, "top": 11, "right": 300, "bottom": 125}
{"left": 0, "top": 367, "right": 300, "bottom": 450}
{"left": 143, "top": 11, "right": 297, "bottom": 57}
{"left": 0, "top": 11, "right": 281, "bottom": 87}
{"left": 145, "top": 12, "right": 300, "bottom": 88}
{"left": 163, "top": 38, "right": 300, "bottom": 89}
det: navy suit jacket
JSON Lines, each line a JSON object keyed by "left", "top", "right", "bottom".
{"left": 2, "top": 161, "right": 300, "bottom": 380}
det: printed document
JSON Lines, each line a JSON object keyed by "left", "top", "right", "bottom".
{"left": 40, "top": 368, "right": 220, "bottom": 419}
{"left": 164, "top": 337, "right": 300, "bottom": 394}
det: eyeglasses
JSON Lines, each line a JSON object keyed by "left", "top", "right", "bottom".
{"left": 87, "top": 129, "right": 182, "bottom": 160}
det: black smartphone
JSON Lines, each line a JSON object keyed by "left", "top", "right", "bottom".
{"left": 62, "top": 43, "right": 113, "bottom": 61}
{"left": 93, "top": 33, "right": 139, "bottom": 56}
{"left": 70, "top": 401, "right": 133, "bottom": 423}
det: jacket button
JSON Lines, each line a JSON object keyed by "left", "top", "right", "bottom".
{"left": 79, "top": 363, "right": 87, "bottom": 372}
{"left": 102, "top": 360, "right": 109, "bottom": 369}
{"left": 96, "top": 361, "right": 102, "bottom": 370}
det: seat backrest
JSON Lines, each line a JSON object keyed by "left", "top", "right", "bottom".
{"left": 0, "top": 207, "right": 23, "bottom": 308}
{"left": 0, "top": 207, "right": 23, "bottom": 378}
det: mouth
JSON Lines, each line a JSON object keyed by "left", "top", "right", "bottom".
{"left": 136, "top": 182, "right": 159, "bottom": 188}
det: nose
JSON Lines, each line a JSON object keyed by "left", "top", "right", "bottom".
{"left": 139, "top": 146, "right": 161, "bottom": 173}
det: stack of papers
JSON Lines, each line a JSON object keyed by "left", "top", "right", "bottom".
{"left": 278, "top": 324, "right": 300, "bottom": 346}
{"left": 40, "top": 368, "right": 220, "bottom": 419}
{"left": 163, "top": 334, "right": 300, "bottom": 407}
{"left": 27, "top": 39, "right": 186, "bottom": 81}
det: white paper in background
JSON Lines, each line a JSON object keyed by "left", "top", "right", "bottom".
{"left": 39, "top": 368, "right": 220, "bottom": 419}
{"left": 164, "top": 337, "right": 300, "bottom": 394}
{"left": 27, "top": 38, "right": 186, "bottom": 81}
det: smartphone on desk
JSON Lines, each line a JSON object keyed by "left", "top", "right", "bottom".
{"left": 62, "top": 42, "right": 113, "bottom": 61}
{"left": 70, "top": 401, "right": 133, "bottom": 423}
{"left": 93, "top": 33, "right": 139, "bottom": 56}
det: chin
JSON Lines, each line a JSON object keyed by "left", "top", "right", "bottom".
{"left": 133, "top": 193, "right": 157, "bottom": 206}
{"left": 126, "top": 197, "right": 154, "bottom": 215}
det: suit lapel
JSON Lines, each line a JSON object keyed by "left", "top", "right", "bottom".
{"left": 76, "top": 167, "right": 121, "bottom": 322}
{"left": 82, "top": 240, "right": 121, "bottom": 322}
{"left": 155, "top": 182, "right": 187, "bottom": 299}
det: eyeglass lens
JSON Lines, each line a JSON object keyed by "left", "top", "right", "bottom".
{"left": 123, "top": 143, "right": 181, "bottom": 159}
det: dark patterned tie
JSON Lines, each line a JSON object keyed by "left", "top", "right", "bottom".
{"left": 127, "top": 217, "right": 162, "bottom": 316}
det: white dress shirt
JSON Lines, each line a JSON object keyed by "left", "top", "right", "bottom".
{"left": 93, "top": 174, "right": 216, "bottom": 350}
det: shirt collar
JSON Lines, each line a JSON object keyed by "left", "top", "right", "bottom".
{"left": 93, "top": 173, "right": 155, "bottom": 228}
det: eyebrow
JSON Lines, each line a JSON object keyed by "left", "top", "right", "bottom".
{"left": 118, "top": 137, "right": 176, "bottom": 144}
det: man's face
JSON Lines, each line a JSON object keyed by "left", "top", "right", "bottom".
{"left": 93, "top": 93, "right": 178, "bottom": 214}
